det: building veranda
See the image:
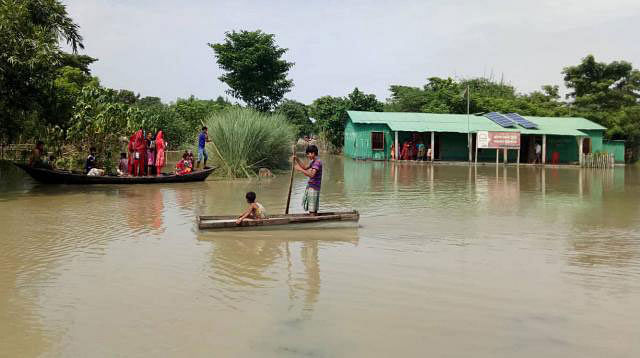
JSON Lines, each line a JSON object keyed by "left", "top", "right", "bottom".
{"left": 344, "top": 111, "right": 625, "bottom": 165}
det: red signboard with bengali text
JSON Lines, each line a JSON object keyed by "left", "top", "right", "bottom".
{"left": 477, "top": 131, "right": 520, "bottom": 149}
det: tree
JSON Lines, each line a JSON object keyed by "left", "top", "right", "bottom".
{"left": 563, "top": 55, "right": 640, "bottom": 159}
{"left": 67, "top": 86, "right": 146, "bottom": 172}
{"left": 43, "top": 65, "right": 100, "bottom": 130}
{"left": 60, "top": 53, "right": 97, "bottom": 75}
{"left": 209, "top": 30, "right": 294, "bottom": 111}
{"left": 137, "top": 96, "right": 163, "bottom": 109}
{"left": 310, "top": 88, "right": 383, "bottom": 151}
{"left": 386, "top": 77, "right": 568, "bottom": 117}
{"left": 0, "top": 0, "right": 83, "bottom": 142}
{"left": 275, "top": 99, "right": 313, "bottom": 138}
{"left": 563, "top": 55, "right": 640, "bottom": 111}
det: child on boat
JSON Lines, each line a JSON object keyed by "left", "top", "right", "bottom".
{"left": 176, "top": 151, "right": 192, "bottom": 175}
{"left": 236, "top": 191, "right": 266, "bottom": 224}
{"left": 117, "top": 152, "right": 128, "bottom": 176}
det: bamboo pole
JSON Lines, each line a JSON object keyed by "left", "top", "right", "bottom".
{"left": 285, "top": 144, "right": 296, "bottom": 214}
{"left": 474, "top": 133, "right": 478, "bottom": 165}
{"left": 542, "top": 135, "right": 546, "bottom": 165}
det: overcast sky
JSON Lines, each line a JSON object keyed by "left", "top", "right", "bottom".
{"left": 63, "top": 0, "right": 640, "bottom": 104}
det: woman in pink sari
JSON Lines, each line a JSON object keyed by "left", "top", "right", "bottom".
{"left": 155, "top": 130, "right": 165, "bottom": 175}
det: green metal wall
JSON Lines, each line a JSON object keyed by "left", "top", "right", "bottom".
{"left": 344, "top": 120, "right": 392, "bottom": 160}
{"left": 439, "top": 133, "right": 468, "bottom": 161}
{"left": 603, "top": 140, "right": 625, "bottom": 163}
{"left": 582, "top": 130, "right": 603, "bottom": 152}
{"left": 547, "top": 136, "right": 578, "bottom": 163}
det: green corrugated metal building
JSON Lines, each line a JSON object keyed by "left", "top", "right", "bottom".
{"left": 344, "top": 111, "right": 625, "bottom": 164}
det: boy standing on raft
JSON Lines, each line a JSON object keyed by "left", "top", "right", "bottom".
{"left": 293, "top": 145, "right": 322, "bottom": 216}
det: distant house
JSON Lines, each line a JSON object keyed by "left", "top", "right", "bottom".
{"left": 344, "top": 111, "right": 625, "bottom": 164}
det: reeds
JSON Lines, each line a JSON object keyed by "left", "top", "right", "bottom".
{"left": 205, "top": 108, "right": 296, "bottom": 178}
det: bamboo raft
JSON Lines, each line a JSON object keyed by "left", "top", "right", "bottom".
{"left": 198, "top": 210, "right": 360, "bottom": 230}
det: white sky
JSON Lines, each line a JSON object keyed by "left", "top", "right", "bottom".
{"left": 63, "top": 0, "right": 640, "bottom": 104}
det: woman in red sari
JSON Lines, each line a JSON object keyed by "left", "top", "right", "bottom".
{"left": 133, "top": 130, "right": 146, "bottom": 176}
{"left": 155, "top": 130, "right": 165, "bottom": 175}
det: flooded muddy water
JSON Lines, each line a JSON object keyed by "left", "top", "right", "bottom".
{"left": 1, "top": 158, "right": 639, "bottom": 357}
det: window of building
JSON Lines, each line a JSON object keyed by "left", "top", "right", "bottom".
{"left": 371, "top": 132, "right": 384, "bottom": 151}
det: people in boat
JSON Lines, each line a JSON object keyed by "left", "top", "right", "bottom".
{"left": 293, "top": 144, "right": 322, "bottom": 216}
{"left": 29, "top": 141, "right": 45, "bottom": 167}
{"left": 187, "top": 150, "right": 195, "bottom": 169}
{"left": 85, "top": 147, "right": 97, "bottom": 174}
{"left": 236, "top": 191, "right": 267, "bottom": 225}
{"left": 44, "top": 155, "right": 55, "bottom": 170}
{"left": 176, "top": 151, "right": 192, "bottom": 175}
{"left": 117, "top": 152, "right": 128, "bottom": 176}
{"left": 127, "top": 133, "right": 136, "bottom": 175}
{"left": 155, "top": 130, "right": 165, "bottom": 175}
{"left": 133, "top": 129, "right": 146, "bottom": 176}
{"left": 197, "top": 126, "right": 210, "bottom": 169}
{"left": 145, "top": 131, "right": 156, "bottom": 176}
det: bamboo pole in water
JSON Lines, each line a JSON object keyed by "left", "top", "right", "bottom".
{"left": 285, "top": 144, "right": 296, "bottom": 214}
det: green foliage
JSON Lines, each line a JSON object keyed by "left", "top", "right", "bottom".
{"left": 0, "top": 0, "right": 83, "bottom": 142}
{"left": 209, "top": 30, "right": 294, "bottom": 111}
{"left": 563, "top": 55, "right": 640, "bottom": 160}
{"left": 204, "top": 107, "right": 296, "bottom": 178}
{"left": 309, "top": 88, "right": 383, "bottom": 151}
{"left": 60, "top": 53, "right": 97, "bottom": 74}
{"left": 386, "top": 76, "right": 568, "bottom": 116}
{"left": 67, "top": 86, "right": 146, "bottom": 173}
{"left": 563, "top": 55, "right": 640, "bottom": 111}
{"left": 275, "top": 99, "right": 314, "bottom": 138}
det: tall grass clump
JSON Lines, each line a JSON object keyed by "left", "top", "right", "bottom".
{"left": 205, "top": 107, "right": 296, "bottom": 178}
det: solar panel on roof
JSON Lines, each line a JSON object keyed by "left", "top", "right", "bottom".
{"left": 484, "top": 112, "right": 515, "bottom": 128}
{"left": 504, "top": 113, "right": 538, "bottom": 129}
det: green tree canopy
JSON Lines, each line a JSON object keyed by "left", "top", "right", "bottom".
{"left": 209, "top": 30, "right": 294, "bottom": 112}
{"left": 310, "top": 88, "right": 383, "bottom": 150}
{"left": 562, "top": 55, "right": 640, "bottom": 156}
{"left": 0, "top": 0, "right": 83, "bottom": 142}
{"left": 275, "top": 99, "right": 313, "bottom": 138}
{"left": 563, "top": 54, "right": 640, "bottom": 111}
{"left": 386, "top": 77, "right": 568, "bottom": 117}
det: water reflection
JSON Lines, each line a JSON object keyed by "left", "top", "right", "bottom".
{"left": 1, "top": 156, "right": 640, "bottom": 357}
{"left": 199, "top": 229, "right": 358, "bottom": 316}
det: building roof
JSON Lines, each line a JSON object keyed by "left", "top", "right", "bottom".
{"left": 347, "top": 111, "right": 605, "bottom": 136}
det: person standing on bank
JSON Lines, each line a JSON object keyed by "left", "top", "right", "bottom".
{"left": 293, "top": 145, "right": 323, "bottom": 216}
{"left": 197, "top": 126, "right": 211, "bottom": 169}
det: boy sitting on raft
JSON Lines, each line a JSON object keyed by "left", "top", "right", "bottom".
{"left": 236, "top": 191, "right": 266, "bottom": 225}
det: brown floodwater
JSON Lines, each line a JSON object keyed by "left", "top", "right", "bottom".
{"left": 1, "top": 157, "right": 639, "bottom": 357}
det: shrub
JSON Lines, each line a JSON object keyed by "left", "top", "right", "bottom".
{"left": 205, "top": 107, "right": 295, "bottom": 178}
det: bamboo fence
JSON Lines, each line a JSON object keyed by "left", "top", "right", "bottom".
{"left": 581, "top": 152, "right": 615, "bottom": 169}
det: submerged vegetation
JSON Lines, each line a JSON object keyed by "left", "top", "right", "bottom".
{"left": 205, "top": 108, "right": 295, "bottom": 178}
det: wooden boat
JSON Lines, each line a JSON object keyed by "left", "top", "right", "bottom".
{"left": 198, "top": 210, "right": 360, "bottom": 230}
{"left": 13, "top": 163, "right": 216, "bottom": 185}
